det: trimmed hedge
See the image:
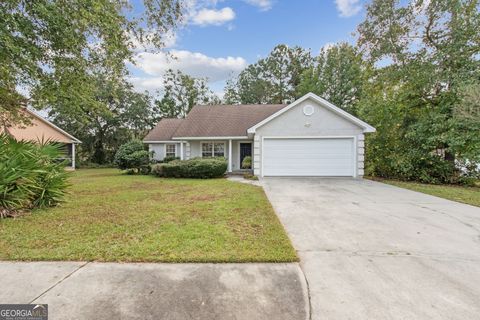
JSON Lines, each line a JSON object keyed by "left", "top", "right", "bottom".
{"left": 161, "top": 158, "right": 227, "bottom": 179}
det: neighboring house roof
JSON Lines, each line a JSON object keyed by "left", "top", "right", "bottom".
{"left": 143, "top": 118, "right": 184, "bottom": 142}
{"left": 3, "top": 109, "right": 81, "bottom": 144}
{"left": 247, "top": 93, "right": 376, "bottom": 134}
{"left": 171, "top": 104, "right": 285, "bottom": 138}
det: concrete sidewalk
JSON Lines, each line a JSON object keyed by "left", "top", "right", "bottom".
{"left": 0, "top": 262, "right": 308, "bottom": 320}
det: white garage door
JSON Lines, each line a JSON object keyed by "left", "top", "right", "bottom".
{"left": 262, "top": 138, "right": 355, "bottom": 176}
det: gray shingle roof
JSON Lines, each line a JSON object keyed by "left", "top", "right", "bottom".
{"left": 143, "top": 118, "right": 184, "bottom": 141}
{"left": 144, "top": 104, "right": 286, "bottom": 141}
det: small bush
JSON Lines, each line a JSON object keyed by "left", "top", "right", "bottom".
{"left": 243, "top": 172, "right": 258, "bottom": 180}
{"left": 241, "top": 156, "right": 252, "bottom": 169}
{"left": 114, "top": 140, "right": 150, "bottom": 174}
{"left": 151, "top": 163, "right": 166, "bottom": 177}
{"left": 163, "top": 156, "right": 180, "bottom": 163}
{"left": 161, "top": 158, "right": 227, "bottom": 179}
{"left": 0, "top": 134, "right": 69, "bottom": 217}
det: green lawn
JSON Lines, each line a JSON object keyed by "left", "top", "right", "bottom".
{"left": 0, "top": 169, "right": 297, "bottom": 262}
{"left": 373, "top": 178, "right": 480, "bottom": 207}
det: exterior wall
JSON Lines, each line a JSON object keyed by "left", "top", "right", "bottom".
{"left": 6, "top": 111, "right": 74, "bottom": 144}
{"left": 253, "top": 98, "right": 365, "bottom": 177}
{"left": 149, "top": 142, "right": 186, "bottom": 161}
{"left": 184, "top": 140, "right": 252, "bottom": 171}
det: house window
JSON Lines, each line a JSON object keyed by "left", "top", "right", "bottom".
{"left": 201, "top": 142, "right": 225, "bottom": 158}
{"left": 165, "top": 144, "right": 176, "bottom": 157}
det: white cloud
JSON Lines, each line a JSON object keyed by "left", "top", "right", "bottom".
{"left": 335, "top": 0, "right": 362, "bottom": 17}
{"left": 243, "top": 0, "right": 274, "bottom": 11}
{"left": 130, "top": 50, "right": 247, "bottom": 93}
{"left": 191, "top": 7, "right": 235, "bottom": 26}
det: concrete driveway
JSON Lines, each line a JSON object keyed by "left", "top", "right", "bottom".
{"left": 262, "top": 178, "right": 480, "bottom": 320}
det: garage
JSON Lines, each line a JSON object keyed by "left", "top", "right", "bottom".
{"left": 262, "top": 137, "right": 355, "bottom": 177}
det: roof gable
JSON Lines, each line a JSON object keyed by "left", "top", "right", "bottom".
{"left": 6, "top": 109, "right": 81, "bottom": 143}
{"left": 247, "top": 93, "right": 376, "bottom": 134}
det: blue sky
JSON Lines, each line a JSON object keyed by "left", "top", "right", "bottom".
{"left": 129, "top": 0, "right": 367, "bottom": 96}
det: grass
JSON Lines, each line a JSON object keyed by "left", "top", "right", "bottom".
{"left": 0, "top": 169, "right": 297, "bottom": 262}
{"left": 370, "top": 178, "right": 480, "bottom": 208}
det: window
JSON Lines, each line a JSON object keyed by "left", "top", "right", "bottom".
{"left": 165, "top": 144, "right": 176, "bottom": 157}
{"left": 201, "top": 142, "right": 225, "bottom": 158}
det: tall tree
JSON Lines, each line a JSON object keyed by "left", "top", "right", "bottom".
{"left": 155, "top": 69, "right": 220, "bottom": 118}
{"left": 49, "top": 76, "right": 155, "bottom": 164}
{"left": 357, "top": 0, "right": 480, "bottom": 183}
{"left": 0, "top": 0, "right": 183, "bottom": 126}
{"left": 297, "top": 43, "right": 366, "bottom": 115}
{"left": 225, "top": 44, "right": 313, "bottom": 104}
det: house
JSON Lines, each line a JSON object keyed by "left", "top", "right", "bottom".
{"left": 144, "top": 92, "right": 375, "bottom": 177}
{"left": 1, "top": 109, "right": 81, "bottom": 169}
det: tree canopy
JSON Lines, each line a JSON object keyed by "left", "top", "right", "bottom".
{"left": 0, "top": 0, "right": 183, "bottom": 124}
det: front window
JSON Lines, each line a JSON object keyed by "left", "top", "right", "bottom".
{"left": 201, "top": 142, "right": 225, "bottom": 158}
{"left": 165, "top": 144, "right": 176, "bottom": 157}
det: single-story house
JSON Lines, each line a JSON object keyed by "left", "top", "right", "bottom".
{"left": 1, "top": 109, "right": 81, "bottom": 169}
{"left": 144, "top": 92, "right": 375, "bottom": 177}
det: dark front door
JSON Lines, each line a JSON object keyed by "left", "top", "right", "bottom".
{"left": 240, "top": 143, "right": 252, "bottom": 168}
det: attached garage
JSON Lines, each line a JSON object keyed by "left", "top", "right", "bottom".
{"left": 247, "top": 93, "right": 376, "bottom": 178}
{"left": 262, "top": 137, "right": 355, "bottom": 177}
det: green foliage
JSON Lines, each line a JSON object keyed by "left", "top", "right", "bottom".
{"left": 1, "top": 0, "right": 183, "bottom": 125}
{"left": 114, "top": 140, "right": 150, "bottom": 174}
{"left": 155, "top": 69, "right": 220, "bottom": 118}
{"left": 163, "top": 156, "right": 180, "bottom": 163}
{"left": 161, "top": 158, "right": 228, "bottom": 179}
{"left": 151, "top": 163, "right": 166, "bottom": 177}
{"left": 356, "top": 0, "right": 480, "bottom": 184}
{"left": 49, "top": 75, "right": 156, "bottom": 165}
{"left": 241, "top": 156, "right": 252, "bottom": 169}
{"left": 0, "top": 134, "right": 69, "bottom": 217}
{"left": 296, "top": 43, "right": 366, "bottom": 115}
{"left": 225, "top": 44, "right": 313, "bottom": 104}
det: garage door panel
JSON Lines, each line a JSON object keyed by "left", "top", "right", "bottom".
{"left": 263, "top": 138, "right": 354, "bottom": 176}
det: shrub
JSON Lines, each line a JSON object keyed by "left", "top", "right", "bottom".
{"left": 151, "top": 163, "right": 166, "bottom": 177}
{"left": 241, "top": 156, "right": 252, "bottom": 169}
{"left": 0, "top": 134, "right": 69, "bottom": 217}
{"left": 243, "top": 172, "right": 259, "bottom": 180}
{"left": 114, "top": 140, "right": 150, "bottom": 174}
{"left": 161, "top": 158, "right": 228, "bottom": 178}
{"left": 163, "top": 156, "right": 180, "bottom": 163}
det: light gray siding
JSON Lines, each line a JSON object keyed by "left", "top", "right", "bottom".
{"left": 254, "top": 98, "right": 365, "bottom": 177}
{"left": 148, "top": 142, "right": 186, "bottom": 161}
{"left": 184, "top": 140, "right": 252, "bottom": 171}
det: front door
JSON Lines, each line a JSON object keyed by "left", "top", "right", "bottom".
{"left": 239, "top": 143, "right": 252, "bottom": 168}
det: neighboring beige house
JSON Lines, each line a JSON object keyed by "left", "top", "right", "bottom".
{"left": 144, "top": 92, "right": 376, "bottom": 178}
{"left": 1, "top": 109, "right": 81, "bottom": 169}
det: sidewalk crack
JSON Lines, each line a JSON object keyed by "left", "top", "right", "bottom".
{"left": 29, "top": 262, "right": 89, "bottom": 304}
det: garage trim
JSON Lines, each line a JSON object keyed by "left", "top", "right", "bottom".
{"left": 261, "top": 136, "right": 357, "bottom": 178}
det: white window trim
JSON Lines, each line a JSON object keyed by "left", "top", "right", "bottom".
{"left": 200, "top": 141, "right": 226, "bottom": 158}
{"left": 164, "top": 143, "right": 177, "bottom": 158}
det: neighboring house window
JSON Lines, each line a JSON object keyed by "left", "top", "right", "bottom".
{"left": 166, "top": 144, "right": 176, "bottom": 157}
{"left": 201, "top": 142, "right": 225, "bottom": 157}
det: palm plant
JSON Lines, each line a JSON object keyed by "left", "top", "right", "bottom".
{"left": 0, "top": 134, "right": 69, "bottom": 217}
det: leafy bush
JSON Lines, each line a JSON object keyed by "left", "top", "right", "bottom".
{"left": 114, "top": 140, "right": 150, "bottom": 174}
{"left": 151, "top": 163, "right": 166, "bottom": 177}
{"left": 241, "top": 156, "right": 252, "bottom": 169}
{"left": 163, "top": 156, "right": 180, "bottom": 163}
{"left": 243, "top": 172, "right": 258, "bottom": 180}
{"left": 0, "top": 134, "right": 69, "bottom": 217}
{"left": 161, "top": 158, "right": 227, "bottom": 178}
